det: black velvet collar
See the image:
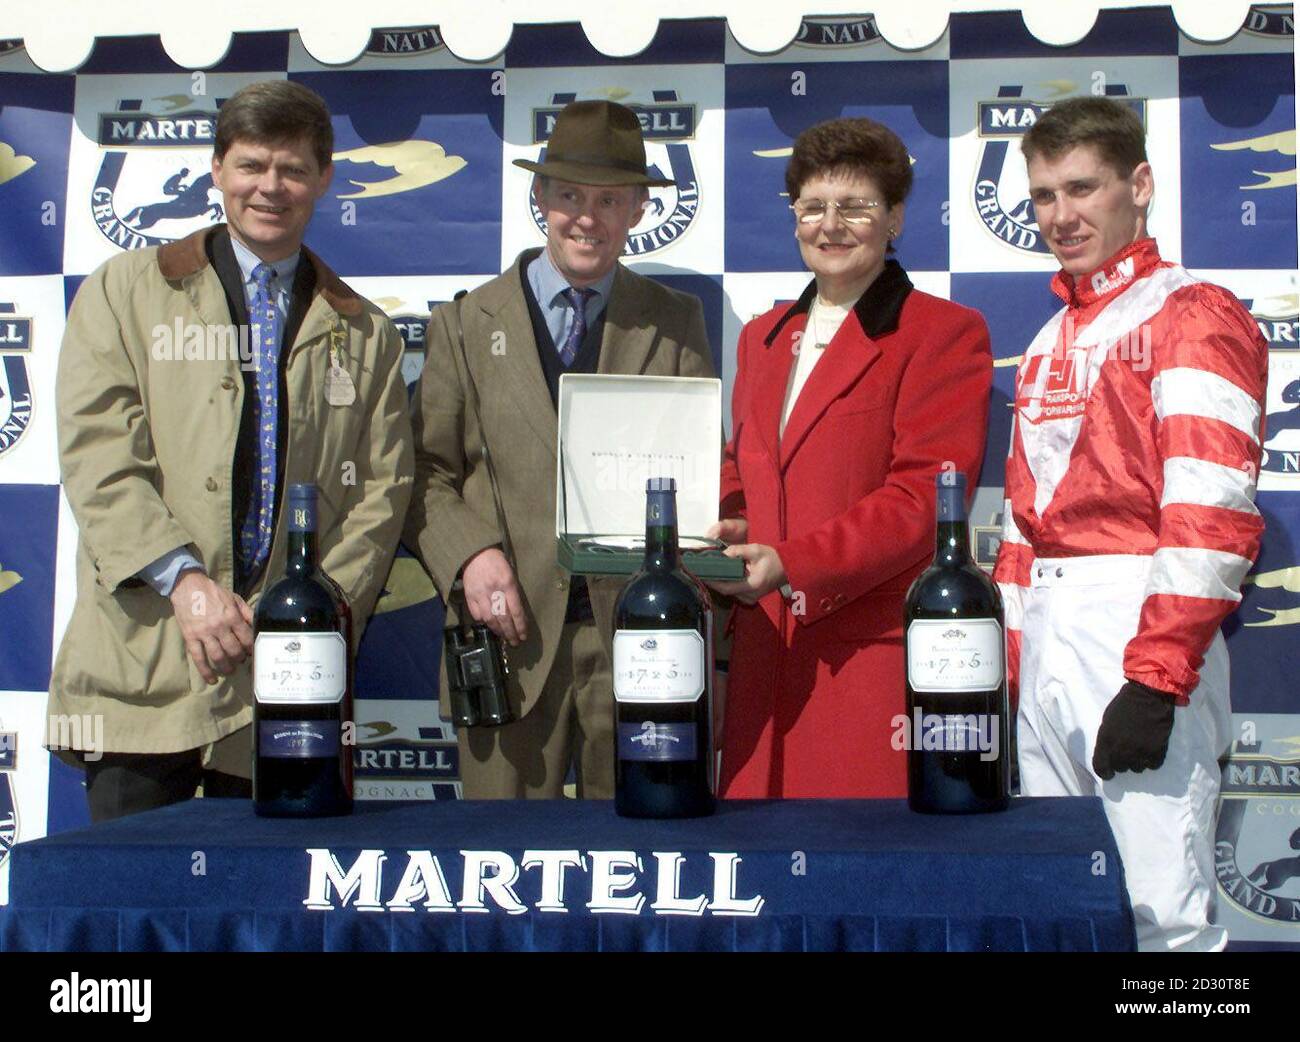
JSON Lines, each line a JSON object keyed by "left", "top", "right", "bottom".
{"left": 763, "top": 259, "right": 913, "bottom": 347}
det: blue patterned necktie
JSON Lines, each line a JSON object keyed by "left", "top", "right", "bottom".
{"left": 238, "top": 262, "right": 283, "bottom": 576}
{"left": 558, "top": 287, "right": 595, "bottom": 366}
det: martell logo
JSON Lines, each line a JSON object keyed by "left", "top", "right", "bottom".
{"left": 973, "top": 86, "right": 1146, "bottom": 256}
{"left": 373, "top": 299, "right": 436, "bottom": 356}
{"left": 0, "top": 303, "right": 33, "bottom": 459}
{"left": 0, "top": 731, "right": 17, "bottom": 874}
{"left": 1243, "top": 4, "right": 1294, "bottom": 37}
{"left": 332, "top": 142, "right": 465, "bottom": 200}
{"left": 1249, "top": 292, "right": 1300, "bottom": 347}
{"left": 0, "top": 139, "right": 35, "bottom": 187}
{"left": 92, "top": 97, "right": 223, "bottom": 250}
{"left": 1215, "top": 740, "right": 1300, "bottom": 926}
{"left": 792, "top": 16, "right": 883, "bottom": 47}
{"left": 1244, "top": 565, "right": 1300, "bottom": 627}
{"left": 364, "top": 26, "right": 445, "bottom": 55}
{"left": 1210, "top": 130, "right": 1296, "bottom": 192}
{"left": 354, "top": 721, "right": 459, "bottom": 801}
{"left": 1253, "top": 295, "right": 1300, "bottom": 486}
{"left": 529, "top": 91, "right": 700, "bottom": 256}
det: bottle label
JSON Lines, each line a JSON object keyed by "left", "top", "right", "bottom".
{"left": 906, "top": 618, "right": 1004, "bottom": 693}
{"left": 254, "top": 631, "right": 347, "bottom": 704}
{"left": 259, "top": 720, "right": 341, "bottom": 758}
{"left": 613, "top": 630, "right": 705, "bottom": 703}
{"left": 618, "top": 721, "right": 697, "bottom": 761}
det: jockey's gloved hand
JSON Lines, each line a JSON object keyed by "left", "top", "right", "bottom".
{"left": 1092, "top": 680, "right": 1177, "bottom": 781}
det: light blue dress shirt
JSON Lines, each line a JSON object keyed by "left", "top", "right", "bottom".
{"left": 526, "top": 248, "right": 615, "bottom": 354}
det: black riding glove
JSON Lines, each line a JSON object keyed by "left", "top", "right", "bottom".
{"left": 1091, "top": 680, "right": 1177, "bottom": 781}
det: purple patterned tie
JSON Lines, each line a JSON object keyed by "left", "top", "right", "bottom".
{"left": 238, "top": 262, "right": 283, "bottom": 576}
{"left": 559, "top": 287, "right": 595, "bottom": 366}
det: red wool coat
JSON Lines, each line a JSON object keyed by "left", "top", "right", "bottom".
{"left": 718, "top": 262, "right": 992, "bottom": 798}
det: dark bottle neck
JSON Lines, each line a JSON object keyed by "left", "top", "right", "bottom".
{"left": 643, "top": 490, "right": 680, "bottom": 572}
{"left": 935, "top": 482, "right": 971, "bottom": 566}
{"left": 285, "top": 492, "right": 320, "bottom": 576}
{"left": 285, "top": 529, "right": 319, "bottom": 576}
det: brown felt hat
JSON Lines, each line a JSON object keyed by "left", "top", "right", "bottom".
{"left": 513, "top": 100, "right": 674, "bottom": 187}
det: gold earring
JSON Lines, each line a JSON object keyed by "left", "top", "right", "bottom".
{"left": 888, "top": 227, "right": 897, "bottom": 239}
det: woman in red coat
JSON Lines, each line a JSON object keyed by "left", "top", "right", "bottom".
{"left": 708, "top": 118, "right": 992, "bottom": 797}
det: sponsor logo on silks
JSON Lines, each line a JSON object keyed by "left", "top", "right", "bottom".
{"left": 630, "top": 721, "right": 681, "bottom": 748}
{"left": 1088, "top": 253, "right": 1138, "bottom": 297}
{"left": 1243, "top": 564, "right": 1300, "bottom": 626}
{"left": 1243, "top": 4, "right": 1294, "bottom": 37}
{"left": 1210, "top": 130, "right": 1296, "bottom": 191}
{"left": 364, "top": 26, "right": 445, "bottom": 55}
{"left": 792, "top": 16, "right": 883, "bottom": 47}
{"left": 528, "top": 91, "right": 700, "bottom": 257}
{"left": 640, "top": 638, "right": 658, "bottom": 651}
{"left": 1215, "top": 739, "right": 1300, "bottom": 925}
{"left": 332, "top": 141, "right": 466, "bottom": 200}
{"left": 0, "top": 303, "right": 33, "bottom": 459}
{"left": 0, "top": 731, "right": 18, "bottom": 874}
{"left": 0, "top": 139, "right": 36, "bottom": 187}
{"left": 973, "top": 84, "right": 1146, "bottom": 256}
{"left": 92, "top": 98, "right": 223, "bottom": 251}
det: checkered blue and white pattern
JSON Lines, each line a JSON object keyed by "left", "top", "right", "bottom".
{"left": 0, "top": 10, "right": 1296, "bottom": 943}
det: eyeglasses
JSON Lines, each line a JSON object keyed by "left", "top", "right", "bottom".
{"left": 790, "top": 199, "right": 882, "bottom": 225}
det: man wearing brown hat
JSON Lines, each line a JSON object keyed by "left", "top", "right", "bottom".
{"left": 405, "top": 100, "right": 715, "bottom": 798}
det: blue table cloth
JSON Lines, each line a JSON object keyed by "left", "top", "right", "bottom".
{"left": 1, "top": 796, "right": 1135, "bottom": 951}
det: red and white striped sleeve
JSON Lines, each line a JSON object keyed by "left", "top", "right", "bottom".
{"left": 1122, "top": 284, "right": 1269, "bottom": 700}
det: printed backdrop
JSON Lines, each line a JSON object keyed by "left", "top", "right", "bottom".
{"left": 0, "top": 7, "right": 1296, "bottom": 947}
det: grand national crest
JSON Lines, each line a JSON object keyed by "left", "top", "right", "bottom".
{"left": 973, "top": 86, "right": 1146, "bottom": 257}
{"left": 1251, "top": 292, "right": 1300, "bottom": 489}
{"left": 1216, "top": 736, "right": 1300, "bottom": 929}
{"left": 92, "top": 97, "right": 224, "bottom": 251}
{"left": 529, "top": 91, "right": 700, "bottom": 258}
{"left": 0, "top": 303, "right": 32, "bottom": 459}
{"left": 0, "top": 732, "right": 16, "bottom": 873}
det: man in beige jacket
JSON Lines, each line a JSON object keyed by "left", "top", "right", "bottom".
{"left": 52, "top": 81, "right": 412, "bottom": 821}
{"left": 405, "top": 100, "right": 714, "bottom": 799}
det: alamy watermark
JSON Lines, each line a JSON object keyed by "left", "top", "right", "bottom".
{"left": 151, "top": 319, "right": 262, "bottom": 371}
{"left": 890, "top": 708, "right": 1001, "bottom": 762}
{"left": 47, "top": 713, "right": 104, "bottom": 761}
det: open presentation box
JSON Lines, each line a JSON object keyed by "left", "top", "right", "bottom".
{"left": 556, "top": 373, "right": 744, "bottom": 581}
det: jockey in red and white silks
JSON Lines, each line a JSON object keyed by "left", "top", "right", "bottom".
{"left": 994, "top": 236, "right": 1269, "bottom": 951}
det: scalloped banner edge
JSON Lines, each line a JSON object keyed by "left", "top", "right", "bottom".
{"left": 0, "top": 1, "right": 1270, "bottom": 72}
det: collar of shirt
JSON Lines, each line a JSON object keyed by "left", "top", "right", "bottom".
{"left": 1051, "top": 237, "right": 1162, "bottom": 310}
{"left": 230, "top": 235, "right": 301, "bottom": 317}
{"left": 526, "top": 247, "right": 616, "bottom": 349}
